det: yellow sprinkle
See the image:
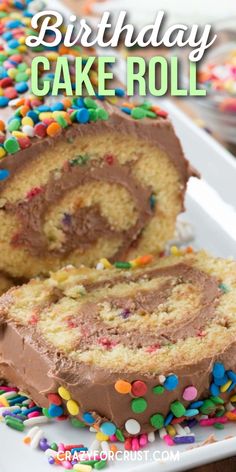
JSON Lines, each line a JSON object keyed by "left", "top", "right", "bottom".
{"left": 73, "top": 464, "right": 92, "bottom": 472}
{"left": 0, "top": 397, "right": 9, "bottom": 407}
{"left": 166, "top": 425, "right": 176, "bottom": 437}
{"left": 66, "top": 399, "right": 79, "bottom": 416}
{"left": 12, "top": 131, "right": 27, "bottom": 138}
{"left": 39, "top": 112, "right": 53, "bottom": 121}
{"left": 58, "top": 386, "right": 71, "bottom": 401}
{"left": 220, "top": 380, "right": 232, "bottom": 393}
{"left": 19, "top": 36, "right": 25, "bottom": 45}
{"left": 99, "top": 258, "right": 112, "bottom": 269}
{"left": 18, "top": 45, "right": 27, "bottom": 53}
{"left": 8, "top": 68, "right": 17, "bottom": 79}
{"left": 46, "top": 52, "right": 59, "bottom": 61}
{"left": 230, "top": 395, "right": 236, "bottom": 402}
{"left": 170, "top": 246, "right": 182, "bottom": 256}
{"left": 0, "top": 147, "right": 6, "bottom": 159}
{"left": 96, "top": 431, "right": 109, "bottom": 441}
{"left": 0, "top": 88, "right": 3, "bottom": 96}
{"left": 22, "top": 117, "right": 34, "bottom": 127}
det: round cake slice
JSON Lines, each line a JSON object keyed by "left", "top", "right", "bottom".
{"left": 1, "top": 251, "right": 236, "bottom": 438}
{"left": 0, "top": 0, "right": 194, "bottom": 281}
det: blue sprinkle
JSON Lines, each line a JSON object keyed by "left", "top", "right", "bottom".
{"left": 51, "top": 102, "right": 64, "bottom": 111}
{"left": 0, "top": 97, "right": 9, "bottom": 108}
{"left": 115, "top": 87, "right": 125, "bottom": 97}
{"left": 213, "top": 362, "right": 225, "bottom": 379}
{"left": 185, "top": 409, "right": 199, "bottom": 417}
{"left": 82, "top": 412, "right": 94, "bottom": 424}
{"left": 71, "top": 447, "right": 88, "bottom": 454}
{"left": 15, "top": 82, "right": 29, "bottom": 94}
{"left": 227, "top": 371, "right": 236, "bottom": 383}
{"left": 7, "top": 39, "right": 20, "bottom": 49}
{"left": 164, "top": 374, "right": 179, "bottom": 391}
{"left": 214, "top": 374, "right": 228, "bottom": 386}
{"left": 0, "top": 169, "right": 10, "bottom": 181}
{"left": 100, "top": 422, "right": 117, "bottom": 436}
{"left": 210, "top": 383, "right": 220, "bottom": 396}
{"left": 76, "top": 98, "right": 85, "bottom": 108}
{"left": 21, "top": 406, "right": 41, "bottom": 415}
{"left": 227, "top": 382, "right": 236, "bottom": 393}
{"left": 164, "top": 412, "right": 174, "bottom": 426}
{"left": 6, "top": 20, "right": 22, "bottom": 29}
{"left": 121, "top": 107, "right": 131, "bottom": 115}
{"left": 37, "top": 105, "right": 51, "bottom": 112}
{"left": 190, "top": 400, "right": 203, "bottom": 409}
{"left": 2, "top": 32, "right": 13, "bottom": 41}
{"left": 174, "top": 436, "right": 195, "bottom": 444}
{"left": 48, "top": 404, "right": 63, "bottom": 418}
{"left": 95, "top": 93, "right": 105, "bottom": 100}
{"left": 9, "top": 395, "right": 28, "bottom": 405}
{"left": 76, "top": 108, "right": 89, "bottom": 124}
{"left": 27, "top": 111, "right": 39, "bottom": 123}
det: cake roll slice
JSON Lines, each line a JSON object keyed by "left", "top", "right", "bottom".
{"left": 1, "top": 251, "right": 236, "bottom": 437}
{"left": 0, "top": 1, "right": 194, "bottom": 281}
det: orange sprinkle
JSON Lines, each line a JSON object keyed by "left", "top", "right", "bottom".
{"left": 0, "top": 120, "right": 5, "bottom": 132}
{"left": 114, "top": 380, "right": 131, "bottom": 394}
{"left": 122, "top": 102, "right": 134, "bottom": 109}
{"left": 46, "top": 122, "right": 62, "bottom": 137}
{"left": 186, "top": 246, "right": 194, "bottom": 253}
{"left": 110, "top": 444, "right": 118, "bottom": 453}
{"left": 137, "top": 254, "right": 153, "bottom": 265}
{"left": 226, "top": 412, "right": 236, "bottom": 421}
{"left": 20, "top": 105, "right": 30, "bottom": 117}
{"left": 23, "top": 437, "right": 31, "bottom": 444}
{"left": 62, "top": 97, "right": 72, "bottom": 108}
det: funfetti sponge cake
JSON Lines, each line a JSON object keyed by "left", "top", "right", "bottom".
{"left": 1, "top": 251, "right": 236, "bottom": 438}
{"left": 0, "top": 0, "right": 194, "bottom": 281}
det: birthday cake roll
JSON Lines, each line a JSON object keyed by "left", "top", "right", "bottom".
{"left": 1, "top": 251, "right": 236, "bottom": 439}
{"left": 0, "top": 1, "right": 194, "bottom": 280}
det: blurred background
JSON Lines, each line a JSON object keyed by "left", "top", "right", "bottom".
{"left": 64, "top": 0, "right": 236, "bottom": 156}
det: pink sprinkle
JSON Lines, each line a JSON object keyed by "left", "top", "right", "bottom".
{"left": 139, "top": 434, "right": 148, "bottom": 447}
{"left": 200, "top": 416, "right": 228, "bottom": 427}
{"left": 183, "top": 386, "right": 198, "bottom": 401}
{"left": 62, "top": 460, "right": 72, "bottom": 469}
{"left": 58, "top": 443, "right": 65, "bottom": 452}
{"left": 109, "top": 435, "right": 117, "bottom": 442}
{"left": 163, "top": 434, "right": 174, "bottom": 446}
{"left": 28, "top": 411, "right": 40, "bottom": 418}
{"left": 131, "top": 438, "right": 140, "bottom": 451}
{"left": 0, "top": 386, "right": 18, "bottom": 392}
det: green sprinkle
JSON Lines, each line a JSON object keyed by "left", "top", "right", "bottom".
{"left": 18, "top": 62, "right": 27, "bottom": 72}
{"left": 149, "top": 193, "right": 156, "bottom": 210}
{"left": 97, "top": 108, "right": 109, "bottom": 120}
{"left": 131, "top": 107, "right": 146, "bottom": 120}
{"left": 15, "top": 71, "right": 29, "bottom": 82}
{"left": 214, "top": 423, "right": 224, "bottom": 430}
{"left": 7, "top": 118, "right": 21, "bottom": 132}
{"left": 219, "top": 283, "right": 230, "bottom": 293}
{"left": 199, "top": 399, "right": 216, "bottom": 415}
{"left": 152, "top": 385, "right": 165, "bottom": 395}
{"left": 71, "top": 417, "right": 86, "bottom": 428}
{"left": 5, "top": 417, "right": 24, "bottom": 432}
{"left": 210, "top": 396, "right": 224, "bottom": 405}
{"left": 145, "top": 110, "right": 157, "bottom": 119}
{"left": 170, "top": 401, "right": 186, "bottom": 418}
{"left": 84, "top": 97, "right": 98, "bottom": 109}
{"left": 116, "top": 429, "right": 125, "bottom": 442}
{"left": 114, "top": 261, "right": 132, "bottom": 269}
{"left": 215, "top": 408, "right": 225, "bottom": 417}
{"left": 94, "top": 460, "right": 107, "bottom": 470}
{"left": 81, "top": 460, "right": 100, "bottom": 466}
{"left": 4, "top": 137, "right": 20, "bottom": 154}
{"left": 56, "top": 116, "right": 68, "bottom": 128}
{"left": 42, "top": 407, "right": 51, "bottom": 418}
{"left": 89, "top": 109, "right": 98, "bottom": 121}
{"left": 50, "top": 442, "right": 58, "bottom": 451}
{"left": 150, "top": 413, "right": 164, "bottom": 429}
{"left": 70, "top": 154, "right": 89, "bottom": 166}
{"left": 131, "top": 398, "right": 147, "bottom": 413}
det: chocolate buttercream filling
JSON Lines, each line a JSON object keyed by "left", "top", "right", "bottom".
{"left": 6, "top": 159, "right": 153, "bottom": 259}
